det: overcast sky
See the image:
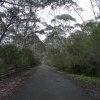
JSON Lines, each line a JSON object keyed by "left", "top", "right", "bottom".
{"left": 38, "top": 0, "right": 98, "bottom": 40}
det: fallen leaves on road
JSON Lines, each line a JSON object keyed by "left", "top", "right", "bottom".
{"left": 0, "top": 71, "right": 29, "bottom": 100}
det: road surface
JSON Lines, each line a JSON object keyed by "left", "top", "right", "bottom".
{"left": 9, "top": 65, "right": 90, "bottom": 100}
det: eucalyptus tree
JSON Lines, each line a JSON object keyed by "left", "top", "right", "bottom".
{"left": 44, "top": 14, "right": 76, "bottom": 69}
{"left": 0, "top": 0, "right": 38, "bottom": 43}
{"left": 52, "top": 14, "right": 75, "bottom": 32}
{"left": 0, "top": 0, "right": 77, "bottom": 45}
{"left": 0, "top": 0, "right": 46, "bottom": 51}
{"left": 89, "top": 23, "right": 100, "bottom": 76}
{"left": 0, "top": 6, "right": 20, "bottom": 43}
{"left": 44, "top": 14, "right": 75, "bottom": 52}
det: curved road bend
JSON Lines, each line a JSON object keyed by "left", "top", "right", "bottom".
{"left": 9, "top": 65, "right": 90, "bottom": 100}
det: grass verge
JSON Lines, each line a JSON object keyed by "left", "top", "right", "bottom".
{"left": 68, "top": 74, "right": 100, "bottom": 84}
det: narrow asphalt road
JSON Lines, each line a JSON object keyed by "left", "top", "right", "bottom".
{"left": 9, "top": 65, "right": 90, "bottom": 100}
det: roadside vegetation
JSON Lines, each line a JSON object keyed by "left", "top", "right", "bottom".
{"left": 43, "top": 0, "right": 100, "bottom": 79}
{"left": 68, "top": 74, "right": 100, "bottom": 84}
{"left": 0, "top": 1, "right": 99, "bottom": 99}
{"left": 45, "top": 21, "right": 100, "bottom": 78}
{"left": 0, "top": 0, "right": 100, "bottom": 80}
{"left": 0, "top": 1, "right": 100, "bottom": 100}
{"left": 0, "top": 45, "right": 40, "bottom": 78}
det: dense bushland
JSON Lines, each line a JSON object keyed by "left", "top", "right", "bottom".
{"left": 45, "top": 23, "right": 100, "bottom": 77}
{"left": 0, "top": 45, "right": 40, "bottom": 78}
{"left": 0, "top": 0, "right": 100, "bottom": 78}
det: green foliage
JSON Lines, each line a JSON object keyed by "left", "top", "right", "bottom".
{"left": 69, "top": 74, "right": 100, "bottom": 84}
{"left": 55, "top": 14, "right": 76, "bottom": 21}
{"left": 0, "top": 45, "right": 19, "bottom": 65}
{"left": 45, "top": 22, "right": 100, "bottom": 77}
{"left": 0, "top": 45, "right": 40, "bottom": 78}
{"left": 22, "top": 48, "right": 39, "bottom": 66}
{"left": 66, "top": 30, "right": 100, "bottom": 76}
{"left": 47, "top": 54, "right": 67, "bottom": 70}
{"left": 89, "top": 24, "right": 100, "bottom": 76}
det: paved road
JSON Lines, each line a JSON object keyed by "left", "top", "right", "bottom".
{"left": 9, "top": 65, "right": 90, "bottom": 100}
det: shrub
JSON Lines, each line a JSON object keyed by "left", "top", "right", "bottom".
{"left": 15, "top": 54, "right": 29, "bottom": 71}
{"left": 0, "top": 45, "right": 19, "bottom": 65}
{"left": 0, "top": 45, "right": 40, "bottom": 78}
{"left": 21, "top": 48, "right": 36, "bottom": 66}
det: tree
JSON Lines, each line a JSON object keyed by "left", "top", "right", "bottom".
{"left": 89, "top": 23, "right": 100, "bottom": 76}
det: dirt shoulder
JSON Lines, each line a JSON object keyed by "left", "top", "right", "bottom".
{"left": 0, "top": 68, "right": 32, "bottom": 100}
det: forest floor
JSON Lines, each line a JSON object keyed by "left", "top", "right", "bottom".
{"left": 0, "top": 65, "right": 99, "bottom": 100}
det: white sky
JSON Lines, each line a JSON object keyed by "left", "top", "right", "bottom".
{"left": 38, "top": 0, "right": 99, "bottom": 40}
{"left": 74, "top": 0, "right": 98, "bottom": 21}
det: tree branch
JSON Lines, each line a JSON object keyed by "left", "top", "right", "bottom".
{"left": 0, "top": 0, "right": 42, "bottom": 7}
